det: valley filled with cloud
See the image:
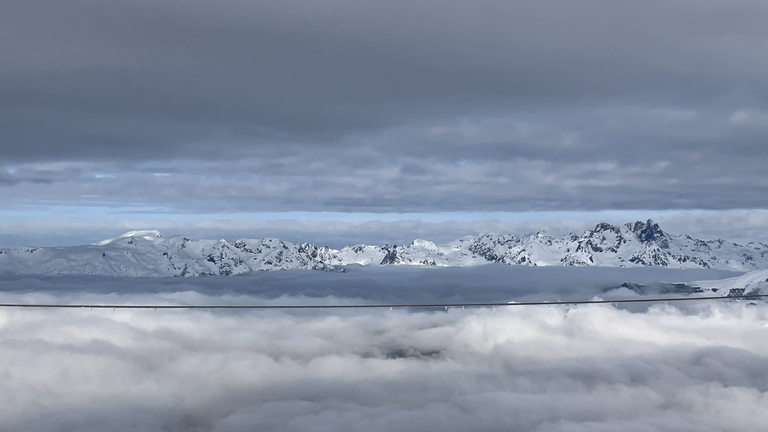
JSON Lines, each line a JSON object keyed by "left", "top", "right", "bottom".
{"left": 1, "top": 268, "right": 766, "bottom": 431}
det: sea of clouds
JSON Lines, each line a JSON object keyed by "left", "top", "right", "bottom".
{"left": 0, "top": 266, "right": 766, "bottom": 431}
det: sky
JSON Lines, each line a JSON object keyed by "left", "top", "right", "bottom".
{"left": 4, "top": 5, "right": 768, "bottom": 428}
{"left": 3, "top": 0, "right": 768, "bottom": 246}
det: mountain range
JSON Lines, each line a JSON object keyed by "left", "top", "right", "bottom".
{"left": 1, "top": 220, "right": 767, "bottom": 277}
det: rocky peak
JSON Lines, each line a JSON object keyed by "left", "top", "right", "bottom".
{"left": 593, "top": 222, "right": 621, "bottom": 233}
{"left": 379, "top": 244, "right": 399, "bottom": 265}
{"left": 627, "top": 219, "right": 669, "bottom": 248}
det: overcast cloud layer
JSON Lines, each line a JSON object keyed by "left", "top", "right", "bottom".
{"left": 2, "top": 0, "right": 768, "bottom": 216}
{"left": 4, "top": 210, "right": 768, "bottom": 249}
{"left": 0, "top": 268, "right": 765, "bottom": 431}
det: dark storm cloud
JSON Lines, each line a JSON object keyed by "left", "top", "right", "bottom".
{"left": 2, "top": 0, "right": 768, "bottom": 211}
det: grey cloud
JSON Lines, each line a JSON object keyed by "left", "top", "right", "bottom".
{"left": 4, "top": 0, "right": 768, "bottom": 147}
{"left": 3, "top": 211, "right": 768, "bottom": 249}
{"left": 0, "top": 217, "right": 587, "bottom": 249}
{"left": 656, "top": 210, "right": 768, "bottom": 245}
{"left": 2, "top": 0, "right": 768, "bottom": 212}
{"left": 0, "top": 266, "right": 736, "bottom": 303}
{"left": 3, "top": 140, "right": 768, "bottom": 212}
{"left": 0, "top": 164, "right": 82, "bottom": 186}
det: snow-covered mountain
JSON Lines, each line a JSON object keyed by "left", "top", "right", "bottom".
{"left": 327, "top": 220, "right": 768, "bottom": 271}
{"left": 690, "top": 269, "right": 768, "bottom": 296}
{"left": 2, "top": 220, "right": 768, "bottom": 277}
{"left": 0, "top": 230, "right": 337, "bottom": 277}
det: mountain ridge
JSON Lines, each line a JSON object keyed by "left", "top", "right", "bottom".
{"left": 1, "top": 219, "right": 767, "bottom": 277}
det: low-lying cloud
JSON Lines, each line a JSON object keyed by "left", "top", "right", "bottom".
{"left": 0, "top": 266, "right": 738, "bottom": 304}
{"left": 1, "top": 297, "right": 765, "bottom": 431}
{"left": 0, "top": 268, "right": 765, "bottom": 431}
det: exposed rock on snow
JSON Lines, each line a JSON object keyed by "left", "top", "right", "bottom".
{"left": 689, "top": 269, "right": 768, "bottom": 296}
{"left": 2, "top": 220, "right": 768, "bottom": 277}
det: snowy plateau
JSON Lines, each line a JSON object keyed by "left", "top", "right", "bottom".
{"left": 1, "top": 220, "right": 768, "bottom": 278}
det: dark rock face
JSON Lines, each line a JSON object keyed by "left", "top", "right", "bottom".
{"left": 469, "top": 242, "right": 501, "bottom": 262}
{"left": 559, "top": 256, "right": 590, "bottom": 266}
{"left": 627, "top": 219, "right": 670, "bottom": 249}
{"left": 672, "top": 254, "right": 711, "bottom": 268}
{"left": 613, "top": 281, "right": 704, "bottom": 295}
{"left": 507, "top": 252, "right": 533, "bottom": 266}
{"left": 628, "top": 248, "right": 670, "bottom": 267}
{"left": 380, "top": 245, "right": 399, "bottom": 265}
{"left": 594, "top": 222, "right": 621, "bottom": 233}
{"left": 467, "top": 234, "right": 521, "bottom": 263}
{"left": 572, "top": 223, "right": 625, "bottom": 255}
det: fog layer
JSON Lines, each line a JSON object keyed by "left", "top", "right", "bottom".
{"left": 1, "top": 299, "right": 766, "bottom": 431}
{"left": 0, "top": 268, "right": 765, "bottom": 431}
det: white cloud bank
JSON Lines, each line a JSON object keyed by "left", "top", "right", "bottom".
{"left": 0, "top": 292, "right": 766, "bottom": 431}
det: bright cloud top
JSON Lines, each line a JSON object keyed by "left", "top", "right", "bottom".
{"left": 1, "top": 296, "right": 766, "bottom": 431}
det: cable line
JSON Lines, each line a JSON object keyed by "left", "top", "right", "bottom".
{"left": 0, "top": 293, "right": 764, "bottom": 309}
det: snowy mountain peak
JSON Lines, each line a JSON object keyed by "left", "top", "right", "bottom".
{"left": 93, "top": 230, "right": 164, "bottom": 246}
{"left": 410, "top": 239, "right": 438, "bottom": 250}
{"left": 3, "top": 220, "right": 768, "bottom": 276}
{"left": 626, "top": 219, "right": 667, "bottom": 245}
{"left": 593, "top": 222, "right": 621, "bottom": 233}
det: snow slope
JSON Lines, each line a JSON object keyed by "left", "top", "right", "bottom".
{"left": 690, "top": 269, "right": 768, "bottom": 295}
{"left": 1, "top": 220, "right": 768, "bottom": 277}
{"left": 0, "top": 233, "right": 336, "bottom": 277}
